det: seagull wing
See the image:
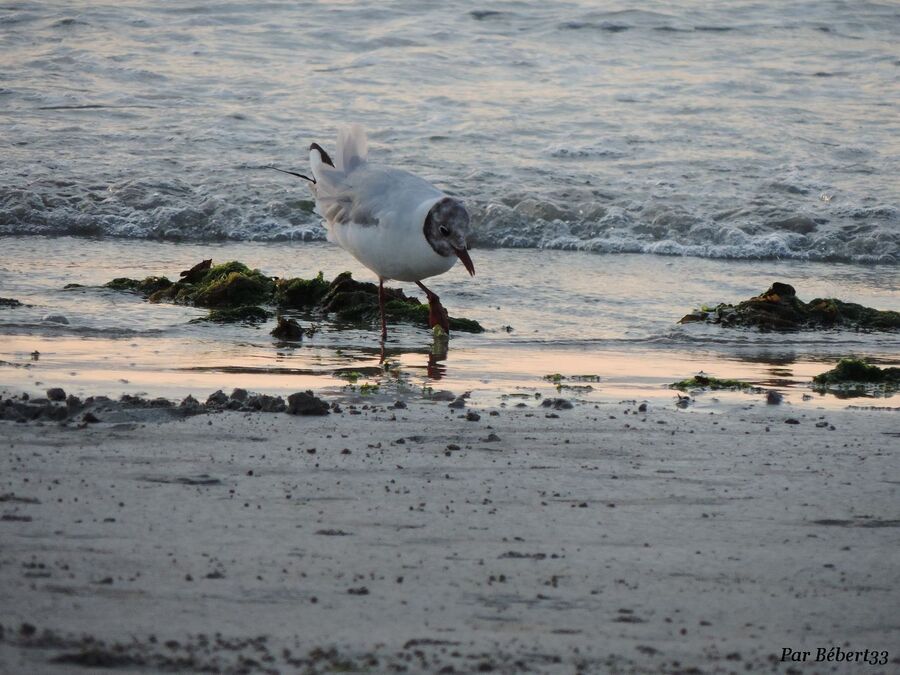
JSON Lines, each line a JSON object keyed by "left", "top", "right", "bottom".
{"left": 310, "top": 126, "right": 442, "bottom": 231}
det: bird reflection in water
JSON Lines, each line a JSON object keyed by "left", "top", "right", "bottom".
{"left": 378, "top": 330, "right": 449, "bottom": 381}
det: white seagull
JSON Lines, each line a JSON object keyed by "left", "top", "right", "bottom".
{"left": 272, "top": 125, "right": 475, "bottom": 340}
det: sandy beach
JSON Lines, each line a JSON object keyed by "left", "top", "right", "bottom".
{"left": 1, "top": 390, "right": 898, "bottom": 674}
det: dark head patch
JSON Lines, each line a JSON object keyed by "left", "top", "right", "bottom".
{"left": 423, "top": 198, "right": 471, "bottom": 257}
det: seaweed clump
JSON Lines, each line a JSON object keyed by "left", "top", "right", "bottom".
{"left": 280, "top": 271, "right": 484, "bottom": 332}
{"left": 275, "top": 272, "right": 331, "bottom": 308}
{"left": 105, "top": 276, "right": 173, "bottom": 296}
{"left": 670, "top": 375, "right": 761, "bottom": 392}
{"left": 679, "top": 282, "right": 900, "bottom": 332}
{"left": 103, "top": 261, "right": 484, "bottom": 332}
{"left": 812, "top": 359, "right": 900, "bottom": 387}
{"left": 191, "top": 306, "right": 271, "bottom": 325}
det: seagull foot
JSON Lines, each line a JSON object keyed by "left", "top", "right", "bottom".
{"left": 428, "top": 298, "right": 450, "bottom": 333}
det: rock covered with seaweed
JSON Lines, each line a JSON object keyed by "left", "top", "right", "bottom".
{"left": 669, "top": 375, "right": 762, "bottom": 392}
{"left": 102, "top": 261, "right": 483, "bottom": 332}
{"left": 812, "top": 359, "right": 900, "bottom": 389}
{"left": 679, "top": 282, "right": 900, "bottom": 332}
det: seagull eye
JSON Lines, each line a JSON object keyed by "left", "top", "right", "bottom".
{"left": 439, "top": 225, "right": 449, "bottom": 236}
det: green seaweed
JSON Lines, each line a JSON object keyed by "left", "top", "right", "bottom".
{"left": 679, "top": 282, "right": 900, "bottom": 332}
{"left": 812, "top": 359, "right": 900, "bottom": 386}
{"left": 670, "top": 375, "right": 760, "bottom": 392}
{"left": 103, "top": 261, "right": 483, "bottom": 332}
{"left": 382, "top": 300, "right": 483, "bottom": 332}
{"left": 190, "top": 263, "right": 275, "bottom": 308}
{"left": 275, "top": 272, "right": 330, "bottom": 308}
{"left": 105, "top": 276, "right": 173, "bottom": 296}
{"left": 190, "top": 306, "right": 271, "bottom": 324}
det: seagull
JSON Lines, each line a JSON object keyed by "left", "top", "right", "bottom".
{"left": 271, "top": 125, "right": 474, "bottom": 340}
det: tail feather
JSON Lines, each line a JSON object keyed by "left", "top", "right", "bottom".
{"left": 308, "top": 125, "right": 369, "bottom": 235}
{"left": 336, "top": 124, "right": 368, "bottom": 173}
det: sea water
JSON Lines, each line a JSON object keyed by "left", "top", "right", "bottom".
{"left": 1, "top": 0, "right": 898, "bottom": 261}
{"left": 0, "top": 236, "right": 897, "bottom": 409}
{"left": 0, "top": 2, "right": 898, "bottom": 408}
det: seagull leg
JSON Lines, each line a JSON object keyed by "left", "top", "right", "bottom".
{"left": 415, "top": 281, "right": 450, "bottom": 332}
{"left": 379, "top": 279, "right": 388, "bottom": 341}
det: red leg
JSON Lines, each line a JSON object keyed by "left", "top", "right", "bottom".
{"left": 415, "top": 280, "right": 450, "bottom": 332}
{"left": 379, "top": 279, "right": 388, "bottom": 341}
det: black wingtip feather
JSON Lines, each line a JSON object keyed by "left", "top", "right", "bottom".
{"left": 266, "top": 166, "right": 315, "bottom": 183}
{"left": 309, "top": 142, "right": 335, "bottom": 167}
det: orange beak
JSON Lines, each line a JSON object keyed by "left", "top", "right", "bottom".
{"left": 454, "top": 247, "right": 475, "bottom": 276}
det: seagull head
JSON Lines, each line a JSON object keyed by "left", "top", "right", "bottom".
{"left": 424, "top": 197, "right": 475, "bottom": 276}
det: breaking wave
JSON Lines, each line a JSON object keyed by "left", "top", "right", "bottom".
{"left": 1, "top": 181, "right": 896, "bottom": 264}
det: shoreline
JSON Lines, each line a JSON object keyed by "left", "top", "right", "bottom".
{"left": 1, "top": 389, "right": 898, "bottom": 673}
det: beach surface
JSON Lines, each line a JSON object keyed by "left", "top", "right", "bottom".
{"left": 1, "top": 391, "right": 898, "bottom": 674}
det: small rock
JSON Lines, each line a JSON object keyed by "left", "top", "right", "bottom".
{"left": 0, "top": 297, "right": 23, "bottom": 308}
{"left": 270, "top": 316, "right": 304, "bottom": 341}
{"left": 430, "top": 390, "right": 457, "bottom": 401}
{"left": 637, "top": 403, "right": 647, "bottom": 412}
{"left": 82, "top": 412, "right": 100, "bottom": 424}
{"left": 815, "top": 420, "right": 828, "bottom": 428}
{"left": 448, "top": 397, "right": 466, "bottom": 409}
{"left": 766, "top": 390, "right": 783, "bottom": 405}
{"left": 179, "top": 258, "right": 212, "bottom": 283}
{"left": 206, "top": 390, "right": 228, "bottom": 406}
{"left": 392, "top": 400, "right": 407, "bottom": 409}
{"left": 179, "top": 395, "right": 203, "bottom": 414}
{"left": 42, "top": 314, "right": 69, "bottom": 325}
{"left": 230, "top": 388, "right": 248, "bottom": 402}
{"left": 46, "top": 387, "right": 66, "bottom": 402}
{"left": 541, "top": 398, "right": 573, "bottom": 410}
{"left": 784, "top": 418, "right": 800, "bottom": 425}
{"left": 465, "top": 411, "right": 481, "bottom": 422}
{"left": 483, "top": 433, "right": 501, "bottom": 442}
{"left": 255, "top": 394, "right": 286, "bottom": 413}
{"left": 286, "top": 391, "right": 330, "bottom": 416}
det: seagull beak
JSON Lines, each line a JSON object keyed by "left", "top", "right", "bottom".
{"left": 453, "top": 247, "right": 475, "bottom": 276}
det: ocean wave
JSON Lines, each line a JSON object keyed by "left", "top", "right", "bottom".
{"left": 1, "top": 183, "right": 897, "bottom": 263}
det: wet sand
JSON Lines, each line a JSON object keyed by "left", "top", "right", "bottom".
{"left": 1, "top": 392, "right": 898, "bottom": 674}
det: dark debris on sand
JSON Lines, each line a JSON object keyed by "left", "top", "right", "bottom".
{"left": 679, "top": 282, "right": 900, "bottom": 331}
{"left": 0, "top": 387, "right": 336, "bottom": 424}
{"left": 103, "top": 261, "right": 484, "bottom": 332}
{"left": 1, "top": 622, "right": 622, "bottom": 675}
